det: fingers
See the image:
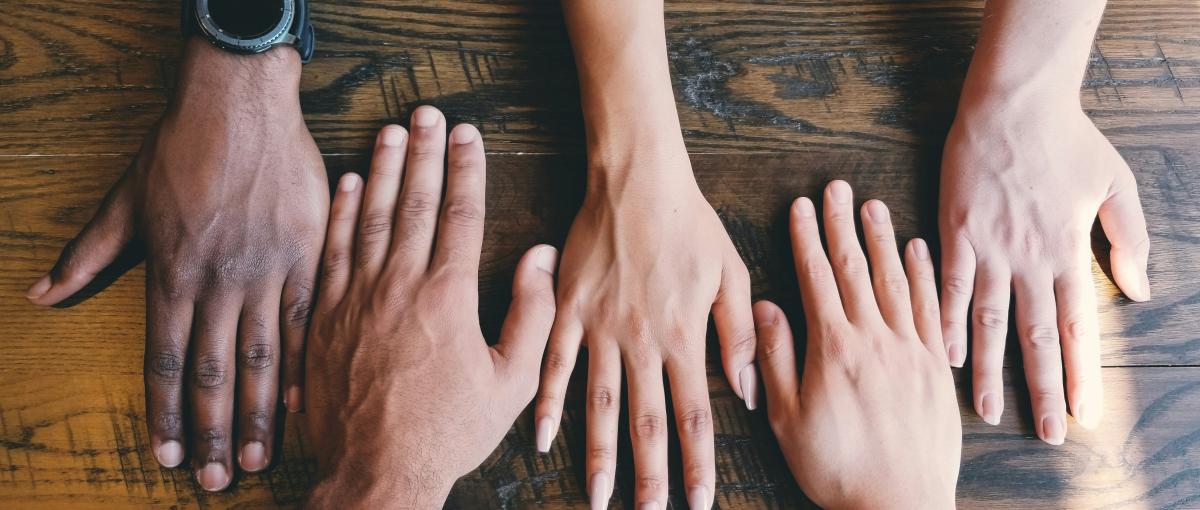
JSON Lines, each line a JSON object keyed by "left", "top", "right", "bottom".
{"left": 861, "top": 200, "right": 914, "bottom": 332}
{"left": 534, "top": 311, "right": 583, "bottom": 454}
{"left": 971, "top": 263, "right": 1010, "bottom": 427}
{"left": 1013, "top": 274, "right": 1067, "bottom": 445}
{"left": 1056, "top": 269, "right": 1103, "bottom": 430}
{"left": 1098, "top": 173, "right": 1151, "bottom": 301}
{"left": 144, "top": 279, "right": 192, "bottom": 469}
{"left": 753, "top": 301, "right": 799, "bottom": 412}
{"left": 27, "top": 174, "right": 135, "bottom": 305}
{"left": 389, "top": 106, "right": 446, "bottom": 272}
{"left": 493, "top": 245, "right": 559, "bottom": 391}
{"left": 789, "top": 197, "right": 844, "bottom": 325}
{"left": 280, "top": 258, "right": 317, "bottom": 413}
{"left": 585, "top": 345, "right": 621, "bottom": 509}
{"left": 317, "top": 173, "right": 364, "bottom": 310}
{"left": 712, "top": 256, "right": 758, "bottom": 410}
{"left": 431, "top": 124, "right": 486, "bottom": 273}
{"left": 939, "top": 234, "right": 976, "bottom": 367}
{"left": 665, "top": 356, "right": 715, "bottom": 510}
{"left": 625, "top": 352, "right": 669, "bottom": 508}
{"left": 355, "top": 125, "right": 409, "bottom": 277}
{"left": 189, "top": 297, "right": 240, "bottom": 492}
{"left": 236, "top": 294, "right": 281, "bottom": 473}
{"left": 822, "top": 180, "right": 879, "bottom": 323}
{"left": 905, "top": 239, "right": 944, "bottom": 356}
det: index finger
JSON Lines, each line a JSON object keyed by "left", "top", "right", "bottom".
{"left": 789, "top": 197, "right": 844, "bottom": 324}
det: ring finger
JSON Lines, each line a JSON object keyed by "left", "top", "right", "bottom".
{"left": 189, "top": 294, "right": 241, "bottom": 491}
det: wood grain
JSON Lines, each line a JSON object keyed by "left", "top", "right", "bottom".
{"left": 1, "top": 0, "right": 1198, "bottom": 508}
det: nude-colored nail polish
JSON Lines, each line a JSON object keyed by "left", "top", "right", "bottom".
{"left": 979, "top": 393, "right": 1001, "bottom": 425}
{"left": 687, "top": 485, "right": 710, "bottom": 510}
{"left": 739, "top": 364, "right": 758, "bottom": 411}
{"left": 638, "top": 502, "right": 660, "bottom": 510}
{"left": 589, "top": 472, "right": 610, "bottom": 509}
{"left": 947, "top": 343, "right": 964, "bottom": 368}
{"left": 535, "top": 416, "right": 555, "bottom": 453}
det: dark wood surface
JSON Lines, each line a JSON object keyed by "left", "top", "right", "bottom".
{"left": 1, "top": 1, "right": 1198, "bottom": 509}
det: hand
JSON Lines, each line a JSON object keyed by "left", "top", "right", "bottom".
{"left": 303, "top": 109, "right": 559, "bottom": 509}
{"left": 25, "top": 40, "right": 327, "bottom": 489}
{"left": 756, "top": 181, "right": 961, "bottom": 510}
{"left": 535, "top": 151, "right": 755, "bottom": 509}
{"left": 939, "top": 98, "right": 1150, "bottom": 443}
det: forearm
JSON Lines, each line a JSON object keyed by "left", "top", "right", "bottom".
{"left": 959, "top": 0, "right": 1105, "bottom": 113}
{"left": 561, "top": 0, "right": 688, "bottom": 177}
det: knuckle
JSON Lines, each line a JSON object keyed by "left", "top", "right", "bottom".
{"left": 156, "top": 268, "right": 194, "bottom": 301}
{"left": 943, "top": 275, "right": 972, "bottom": 296}
{"left": 637, "top": 475, "right": 666, "bottom": 493}
{"left": 633, "top": 413, "right": 667, "bottom": 440}
{"left": 398, "top": 191, "right": 437, "bottom": 215}
{"left": 192, "top": 356, "right": 228, "bottom": 389}
{"left": 759, "top": 336, "right": 790, "bottom": 361}
{"left": 1063, "top": 318, "right": 1091, "bottom": 341}
{"left": 1023, "top": 324, "right": 1060, "bottom": 351}
{"left": 974, "top": 307, "right": 1007, "bottom": 331}
{"left": 244, "top": 410, "right": 272, "bottom": 431}
{"left": 358, "top": 212, "right": 393, "bottom": 239}
{"left": 588, "top": 445, "right": 615, "bottom": 463}
{"left": 198, "top": 428, "right": 229, "bottom": 451}
{"left": 442, "top": 198, "right": 482, "bottom": 226}
{"left": 148, "top": 351, "right": 185, "bottom": 382}
{"left": 832, "top": 253, "right": 868, "bottom": 276}
{"left": 543, "top": 351, "right": 574, "bottom": 375}
{"left": 677, "top": 405, "right": 712, "bottom": 437}
{"left": 152, "top": 411, "right": 182, "bottom": 434}
{"left": 588, "top": 386, "right": 617, "bottom": 412}
{"left": 879, "top": 275, "right": 909, "bottom": 294}
{"left": 725, "top": 326, "right": 757, "bottom": 357}
{"left": 799, "top": 257, "right": 831, "bottom": 278}
{"left": 239, "top": 343, "right": 275, "bottom": 372}
{"left": 285, "top": 283, "right": 315, "bottom": 330}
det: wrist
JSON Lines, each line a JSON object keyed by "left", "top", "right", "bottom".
{"left": 585, "top": 140, "right": 697, "bottom": 196}
{"left": 173, "top": 37, "right": 303, "bottom": 116}
{"left": 307, "top": 458, "right": 453, "bottom": 510}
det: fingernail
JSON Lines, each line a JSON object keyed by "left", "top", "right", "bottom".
{"left": 534, "top": 245, "right": 558, "bottom": 274}
{"left": 739, "top": 364, "right": 758, "bottom": 411}
{"left": 865, "top": 200, "right": 889, "bottom": 223}
{"left": 589, "top": 472, "right": 610, "bottom": 510}
{"left": 911, "top": 238, "right": 930, "bottom": 261}
{"left": 828, "top": 180, "right": 851, "bottom": 204}
{"left": 793, "top": 197, "right": 814, "bottom": 217}
{"left": 535, "top": 416, "right": 555, "bottom": 453}
{"left": 240, "top": 441, "right": 267, "bottom": 472}
{"left": 380, "top": 124, "right": 406, "bottom": 146}
{"left": 638, "top": 502, "right": 660, "bottom": 510}
{"left": 285, "top": 385, "right": 302, "bottom": 413}
{"left": 980, "top": 393, "right": 1001, "bottom": 425}
{"left": 947, "top": 343, "right": 964, "bottom": 368}
{"left": 1135, "top": 275, "right": 1151, "bottom": 302}
{"left": 339, "top": 172, "right": 360, "bottom": 192}
{"left": 26, "top": 275, "right": 51, "bottom": 300}
{"left": 413, "top": 106, "right": 440, "bottom": 128}
{"left": 687, "top": 486, "right": 710, "bottom": 510}
{"left": 196, "top": 462, "right": 230, "bottom": 491}
{"left": 1041, "top": 415, "right": 1065, "bottom": 445}
{"left": 155, "top": 440, "right": 183, "bottom": 468}
{"left": 451, "top": 124, "right": 479, "bottom": 144}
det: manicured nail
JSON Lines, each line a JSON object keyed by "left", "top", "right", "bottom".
{"left": 534, "top": 245, "right": 558, "bottom": 274}
{"left": 947, "top": 343, "right": 964, "bottom": 368}
{"left": 911, "top": 238, "right": 930, "bottom": 261}
{"left": 638, "top": 502, "right": 660, "bottom": 510}
{"left": 793, "top": 197, "right": 815, "bottom": 217}
{"left": 739, "top": 364, "right": 758, "bottom": 411}
{"left": 240, "top": 441, "right": 267, "bottom": 472}
{"left": 1041, "top": 415, "right": 1065, "bottom": 445}
{"left": 865, "top": 200, "right": 889, "bottom": 223}
{"left": 155, "top": 440, "right": 183, "bottom": 468}
{"left": 535, "top": 416, "right": 555, "bottom": 453}
{"left": 451, "top": 124, "right": 478, "bottom": 144}
{"left": 828, "top": 180, "right": 851, "bottom": 204}
{"left": 339, "top": 172, "right": 360, "bottom": 192}
{"left": 285, "top": 385, "right": 302, "bottom": 413}
{"left": 979, "top": 393, "right": 1001, "bottom": 425}
{"left": 687, "top": 486, "right": 710, "bottom": 510}
{"left": 196, "top": 462, "right": 230, "bottom": 491}
{"left": 1074, "top": 399, "right": 1101, "bottom": 430}
{"left": 589, "top": 472, "right": 610, "bottom": 510}
{"left": 413, "top": 106, "right": 440, "bottom": 128}
{"left": 1133, "top": 274, "right": 1151, "bottom": 302}
{"left": 26, "top": 275, "right": 51, "bottom": 300}
{"left": 380, "top": 124, "right": 406, "bottom": 146}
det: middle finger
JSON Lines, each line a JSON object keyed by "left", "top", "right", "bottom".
{"left": 822, "top": 180, "right": 879, "bottom": 323}
{"left": 189, "top": 295, "right": 241, "bottom": 491}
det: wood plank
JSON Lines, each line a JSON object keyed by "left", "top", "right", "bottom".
{"left": 0, "top": 0, "right": 1196, "bottom": 157}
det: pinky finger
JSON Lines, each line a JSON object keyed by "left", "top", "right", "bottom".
{"left": 281, "top": 258, "right": 318, "bottom": 413}
{"left": 317, "top": 173, "right": 364, "bottom": 310}
{"left": 906, "top": 239, "right": 943, "bottom": 357}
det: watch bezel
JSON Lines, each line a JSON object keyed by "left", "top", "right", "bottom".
{"left": 194, "top": 0, "right": 296, "bottom": 54}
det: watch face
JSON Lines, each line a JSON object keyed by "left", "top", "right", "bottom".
{"left": 208, "top": 0, "right": 285, "bottom": 38}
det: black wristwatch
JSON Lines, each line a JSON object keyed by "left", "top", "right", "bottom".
{"left": 182, "top": 0, "right": 315, "bottom": 63}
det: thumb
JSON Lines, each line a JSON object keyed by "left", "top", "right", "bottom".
{"left": 27, "top": 175, "right": 135, "bottom": 306}
{"left": 1097, "top": 171, "right": 1150, "bottom": 302}
{"left": 493, "top": 245, "right": 559, "bottom": 395}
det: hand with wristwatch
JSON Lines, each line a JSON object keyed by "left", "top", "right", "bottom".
{"left": 28, "top": 0, "right": 324, "bottom": 491}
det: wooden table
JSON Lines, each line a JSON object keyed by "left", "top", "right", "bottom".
{"left": 1, "top": 1, "right": 1198, "bottom": 508}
